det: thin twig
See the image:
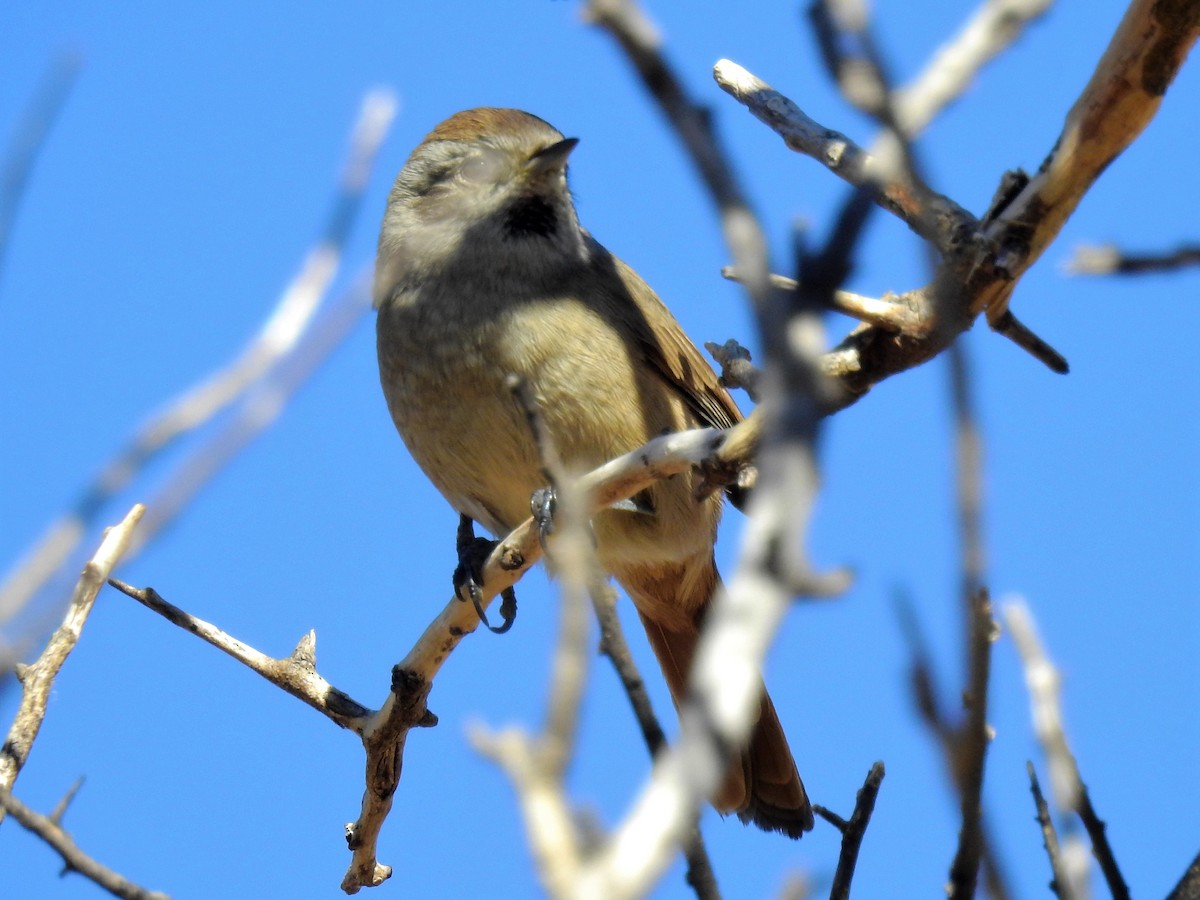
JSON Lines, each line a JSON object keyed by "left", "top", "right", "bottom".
{"left": 948, "top": 342, "right": 985, "bottom": 603}
{"left": 1064, "top": 242, "right": 1200, "bottom": 276}
{"left": 897, "top": 592, "right": 1011, "bottom": 900}
{"left": 946, "top": 589, "right": 998, "bottom": 900}
{"left": 812, "top": 761, "right": 886, "bottom": 900}
{"left": 107, "top": 580, "right": 372, "bottom": 728}
{"left": 717, "top": 2, "right": 1197, "bottom": 398}
{"left": 713, "top": 58, "right": 973, "bottom": 255}
{"left": 0, "top": 50, "right": 82, "bottom": 287}
{"left": 0, "top": 505, "right": 145, "bottom": 803}
{"left": 1073, "top": 768, "right": 1129, "bottom": 899}
{"left": 0, "top": 787, "right": 169, "bottom": 900}
{"left": 720, "top": 267, "right": 928, "bottom": 336}
{"left": 582, "top": 0, "right": 759, "bottom": 267}
{"left": 112, "top": 420, "right": 753, "bottom": 895}
{"left": 49, "top": 775, "right": 86, "bottom": 826}
{"left": 592, "top": 583, "right": 720, "bottom": 900}
{"left": 1005, "top": 598, "right": 1127, "bottom": 898}
{"left": 1027, "top": 761, "right": 1072, "bottom": 900}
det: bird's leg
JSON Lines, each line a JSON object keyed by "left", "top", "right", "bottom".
{"left": 453, "top": 513, "right": 517, "bottom": 634}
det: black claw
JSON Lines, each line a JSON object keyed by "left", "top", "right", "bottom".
{"left": 452, "top": 513, "right": 517, "bottom": 635}
{"left": 530, "top": 487, "right": 557, "bottom": 551}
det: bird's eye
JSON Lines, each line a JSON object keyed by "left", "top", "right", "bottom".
{"left": 459, "top": 148, "right": 507, "bottom": 184}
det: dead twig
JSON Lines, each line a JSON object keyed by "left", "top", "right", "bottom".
{"left": 112, "top": 421, "right": 752, "bottom": 895}
{"left": 813, "top": 761, "right": 886, "bottom": 900}
{"left": 1, "top": 506, "right": 145, "bottom": 802}
{"left": 0, "top": 786, "right": 169, "bottom": 900}
{"left": 0, "top": 50, "right": 82, "bottom": 287}
{"left": 1064, "top": 242, "right": 1200, "bottom": 275}
{"left": 1027, "top": 761, "right": 1072, "bottom": 900}
{"left": 1005, "top": 598, "right": 1128, "bottom": 899}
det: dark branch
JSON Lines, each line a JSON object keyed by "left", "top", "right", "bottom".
{"left": 1075, "top": 780, "right": 1130, "bottom": 900}
{"left": 1027, "top": 761, "right": 1071, "bottom": 900}
{"left": 813, "top": 761, "right": 886, "bottom": 900}
{"left": 0, "top": 787, "right": 169, "bottom": 900}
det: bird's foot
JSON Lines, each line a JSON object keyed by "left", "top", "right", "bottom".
{"left": 453, "top": 514, "right": 516, "bottom": 634}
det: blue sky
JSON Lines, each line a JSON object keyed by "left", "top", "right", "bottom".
{"left": 2, "top": 2, "right": 1197, "bottom": 898}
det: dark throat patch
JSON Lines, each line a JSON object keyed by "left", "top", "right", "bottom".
{"left": 504, "top": 195, "right": 558, "bottom": 238}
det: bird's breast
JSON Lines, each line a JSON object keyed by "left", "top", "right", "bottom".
{"left": 376, "top": 284, "right": 646, "bottom": 533}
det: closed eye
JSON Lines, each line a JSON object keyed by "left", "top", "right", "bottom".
{"left": 459, "top": 147, "right": 508, "bottom": 184}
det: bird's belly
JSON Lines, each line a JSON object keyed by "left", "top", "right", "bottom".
{"left": 376, "top": 293, "right": 716, "bottom": 564}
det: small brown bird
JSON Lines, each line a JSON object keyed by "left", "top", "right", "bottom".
{"left": 374, "top": 107, "right": 812, "bottom": 837}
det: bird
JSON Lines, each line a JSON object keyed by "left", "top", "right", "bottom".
{"left": 373, "top": 107, "right": 812, "bottom": 837}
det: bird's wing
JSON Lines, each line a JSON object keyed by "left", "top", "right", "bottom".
{"left": 596, "top": 243, "right": 743, "bottom": 431}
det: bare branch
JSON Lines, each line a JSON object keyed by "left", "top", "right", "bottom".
{"left": 948, "top": 343, "right": 985, "bottom": 601}
{"left": 897, "top": 592, "right": 1012, "bottom": 899}
{"left": 721, "top": 267, "right": 927, "bottom": 335}
{"left": 1005, "top": 598, "right": 1130, "bottom": 899}
{"left": 591, "top": 583, "right": 720, "bottom": 900}
{"left": 109, "top": 421, "right": 751, "bottom": 895}
{"left": 713, "top": 58, "right": 974, "bottom": 254}
{"left": 107, "top": 580, "right": 372, "bottom": 728}
{"left": 716, "top": 2, "right": 1197, "bottom": 400}
{"left": 0, "top": 787, "right": 169, "bottom": 900}
{"left": 974, "top": 0, "right": 1200, "bottom": 323}
{"left": 582, "top": 0, "right": 762, "bottom": 278}
{"left": 813, "top": 761, "right": 886, "bottom": 900}
{"left": 1, "top": 505, "right": 144, "bottom": 802}
{"left": 946, "top": 589, "right": 999, "bottom": 900}
{"left": 892, "top": 0, "right": 1054, "bottom": 137}
{"left": 0, "top": 50, "right": 82, "bottom": 287}
{"left": 1064, "top": 242, "right": 1200, "bottom": 275}
{"left": 1027, "top": 761, "right": 1072, "bottom": 900}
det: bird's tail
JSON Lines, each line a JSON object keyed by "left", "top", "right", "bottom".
{"left": 620, "top": 557, "right": 813, "bottom": 839}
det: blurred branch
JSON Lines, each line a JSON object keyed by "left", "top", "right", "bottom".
{"left": 898, "top": 592, "right": 1011, "bottom": 899}
{"left": 0, "top": 89, "right": 396, "bottom": 634}
{"left": 0, "top": 505, "right": 144, "bottom": 807}
{"left": 0, "top": 50, "right": 82, "bottom": 288}
{"left": 716, "top": 1, "right": 1199, "bottom": 399}
{"left": 892, "top": 0, "right": 1054, "bottom": 136}
{"left": 948, "top": 342, "right": 985, "bottom": 603}
{"left": 592, "top": 583, "right": 720, "bottom": 900}
{"left": 1064, "top": 242, "right": 1200, "bottom": 275}
{"left": 812, "top": 761, "right": 886, "bottom": 900}
{"left": 470, "top": 379, "right": 603, "bottom": 897}
{"left": 946, "top": 589, "right": 999, "bottom": 900}
{"left": 0, "top": 786, "right": 168, "bottom": 900}
{"left": 1005, "top": 598, "right": 1129, "bottom": 900}
{"left": 109, "top": 421, "right": 754, "bottom": 895}
{"left": 1027, "top": 761, "right": 1073, "bottom": 900}
{"left": 127, "top": 271, "right": 373, "bottom": 559}
{"left": 813, "top": 11, "right": 1012, "bottom": 893}
{"left": 582, "top": 0, "right": 765, "bottom": 297}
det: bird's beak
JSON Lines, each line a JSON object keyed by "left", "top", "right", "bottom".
{"left": 526, "top": 137, "right": 579, "bottom": 178}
